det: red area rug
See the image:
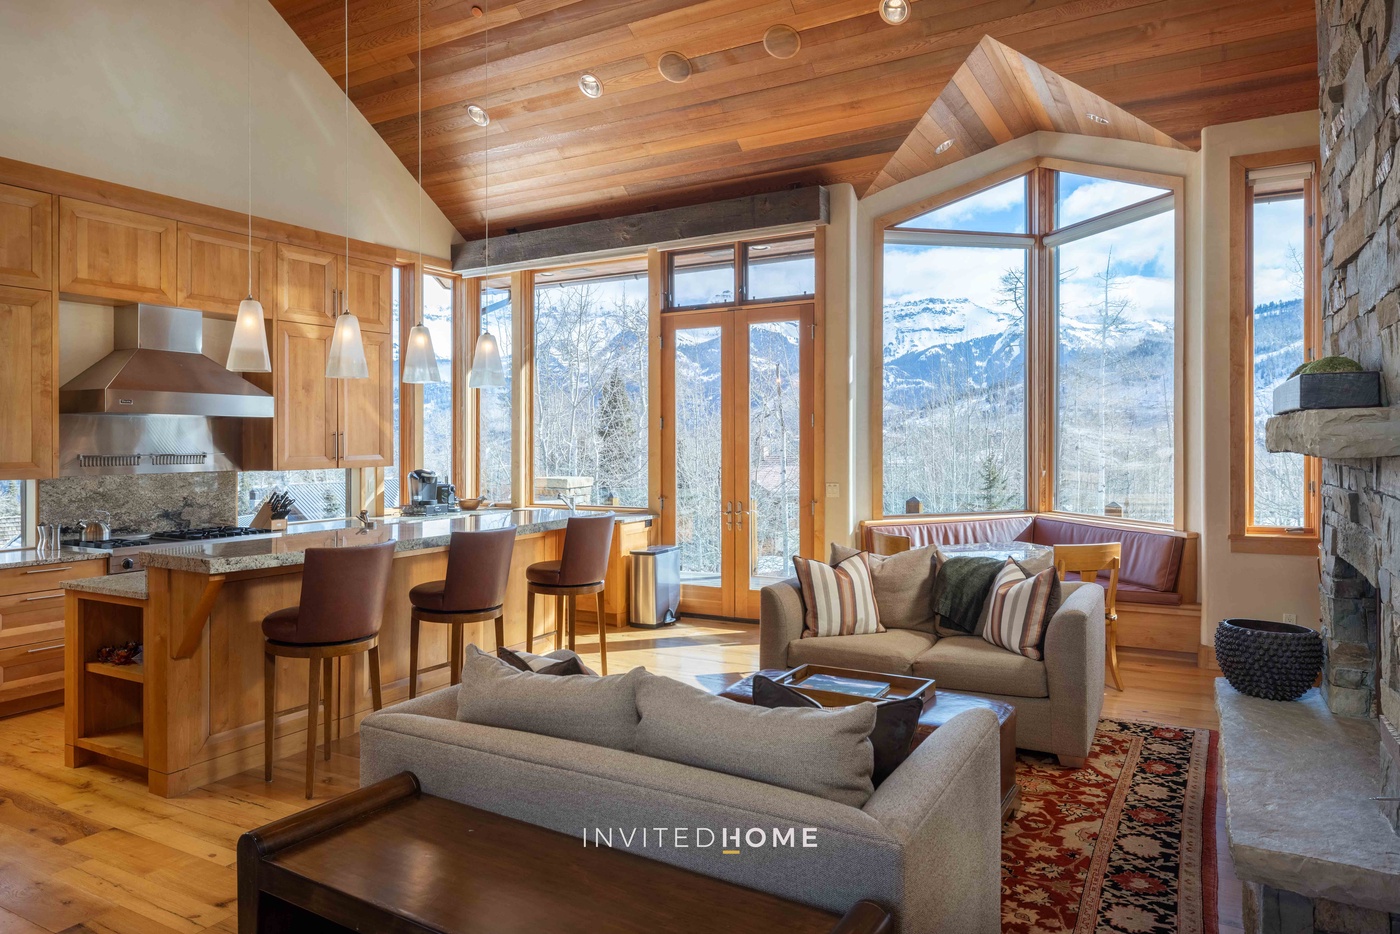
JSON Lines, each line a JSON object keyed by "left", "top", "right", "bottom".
{"left": 1001, "top": 719, "right": 1218, "bottom": 934}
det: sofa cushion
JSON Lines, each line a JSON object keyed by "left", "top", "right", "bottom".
{"left": 786, "top": 628, "right": 936, "bottom": 674}
{"left": 1030, "top": 517, "right": 1183, "bottom": 594}
{"left": 456, "top": 646, "right": 642, "bottom": 750}
{"left": 864, "top": 515, "right": 1034, "bottom": 550}
{"left": 793, "top": 552, "right": 884, "bottom": 638}
{"left": 914, "top": 636, "right": 1049, "bottom": 698}
{"left": 634, "top": 672, "right": 877, "bottom": 807}
{"left": 1116, "top": 582, "right": 1183, "bottom": 606}
{"left": 831, "top": 543, "right": 938, "bottom": 631}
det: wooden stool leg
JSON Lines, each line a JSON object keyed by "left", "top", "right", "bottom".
{"left": 322, "top": 657, "right": 332, "bottom": 761}
{"left": 1106, "top": 617, "right": 1124, "bottom": 691}
{"left": 555, "top": 595, "right": 564, "bottom": 651}
{"left": 368, "top": 645, "right": 383, "bottom": 711}
{"left": 450, "top": 623, "right": 464, "bottom": 685}
{"left": 408, "top": 615, "right": 420, "bottom": 699}
{"left": 594, "top": 590, "right": 607, "bottom": 675}
{"left": 263, "top": 651, "right": 275, "bottom": 782}
{"left": 494, "top": 615, "right": 504, "bottom": 653}
{"left": 567, "top": 595, "right": 577, "bottom": 652}
{"left": 525, "top": 590, "right": 536, "bottom": 653}
{"left": 304, "top": 656, "right": 320, "bottom": 799}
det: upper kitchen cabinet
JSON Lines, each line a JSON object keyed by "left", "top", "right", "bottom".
{"left": 277, "top": 243, "right": 338, "bottom": 326}
{"left": 0, "top": 286, "right": 55, "bottom": 479}
{"left": 58, "top": 198, "right": 176, "bottom": 304}
{"left": 0, "top": 184, "right": 53, "bottom": 290}
{"left": 177, "top": 223, "right": 275, "bottom": 318}
{"left": 338, "top": 328, "right": 394, "bottom": 468}
{"left": 274, "top": 320, "right": 339, "bottom": 471}
{"left": 341, "top": 255, "right": 392, "bottom": 333}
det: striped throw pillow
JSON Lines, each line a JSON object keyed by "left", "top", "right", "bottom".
{"left": 793, "top": 552, "right": 884, "bottom": 639}
{"left": 982, "top": 559, "right": 1060, "bottom": 660}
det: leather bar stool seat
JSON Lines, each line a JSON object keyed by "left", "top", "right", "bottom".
{"left": 262, "top": 541, "right": 395, "bottom": 799}
{"left": 524, "top": 513, "right": 616, "bottom": 674}
{"left": 408, "top": 526, "right": 516, "bottom": 698}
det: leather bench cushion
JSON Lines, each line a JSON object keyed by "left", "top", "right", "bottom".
{"left": 1115, "top": 582, "right": 1183, "bottom": 606}
{"left": 913, "top": 636, "right": 1049, "bottom": 699}
{"left": 864, "top": 515, "right": 1034, "bottom": 550}
{"left": 1030, "top": 517, "right": 1184, "bottom": 594}
{"left": 786, "top": 628, "right": 937, "bottom": 675}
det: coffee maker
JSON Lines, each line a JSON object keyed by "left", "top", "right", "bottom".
{"left": 403, "top": 469, "right": 459, "bottom": 516}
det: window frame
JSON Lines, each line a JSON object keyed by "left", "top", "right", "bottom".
{"left": 1228, "top": 148, "right": 1322, "bottom": 554}
{"left": 664, "top": 235, "right": 819, "bottom": 312}
{"left": 0, "top": 480, "right": 36, "bottom": 552}
{"left": 873, "top": 157, "right": 1186, "bottom": 528}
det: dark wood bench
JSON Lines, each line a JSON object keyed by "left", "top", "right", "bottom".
{"left": 238, "top": 772, "right": 894, "bottom": 934}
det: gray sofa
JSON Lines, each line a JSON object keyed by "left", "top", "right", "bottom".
{"left": 360, "top": 682, "right": 1004, "bottom": 934}
{"left": 761, "top": 579, "right": 1106, "bottom": 765}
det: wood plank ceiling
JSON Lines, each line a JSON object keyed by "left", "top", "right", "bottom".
{"left": 272, "top": 0, "right": 1318, "bottom": 239}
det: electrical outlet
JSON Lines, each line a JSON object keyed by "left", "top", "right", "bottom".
{"left": 825, "top": 482, "right": 841, "bottom": 498}
{"left": 1282, "top": 613, "right": 1297, "bottom": 625}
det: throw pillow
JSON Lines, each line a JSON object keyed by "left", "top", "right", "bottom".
{"left": 830, "top": 543, "right": 939, "bottom": 632}
{"left": 633, "top": 671, "right": 877, "bottom": 807}
{"left": 495, "top": 646, "right": 591, "bottom": 676}
{"left": 751, "top": 675, "right": 922, "bottom": 785}
{"left": 793, "top": 551, "right": 884, "bottom": 638}
{"left": 981, "top": 559, "right": 1061, "bottom": 660}
{"left": 456, "top": 646, "right": 643, "bottom": 751}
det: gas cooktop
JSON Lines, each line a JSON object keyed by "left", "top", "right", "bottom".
{"left": 67, "top": 525, "right": 280, "bottom": 573}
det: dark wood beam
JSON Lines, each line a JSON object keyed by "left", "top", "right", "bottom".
{"left": 452, "top": 187, "right": 829, "bottom": 274}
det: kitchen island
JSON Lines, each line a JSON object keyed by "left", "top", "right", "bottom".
{"left": 62, "top": 509, "right": 654, "bottom": 796}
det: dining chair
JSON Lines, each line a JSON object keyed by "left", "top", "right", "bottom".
{"left": 1053, "top": 542, "right": 1123, "bottom": 691}
{"left": 871, "top": 531, "right": 912, "bottom": 556}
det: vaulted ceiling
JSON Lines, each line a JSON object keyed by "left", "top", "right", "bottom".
{"left": 273, "top": 0, "right": 1317, "bottom": 239}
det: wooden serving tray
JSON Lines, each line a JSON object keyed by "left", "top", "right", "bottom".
{"left": 774, "top": 663, "right": 935, "bottom": 708}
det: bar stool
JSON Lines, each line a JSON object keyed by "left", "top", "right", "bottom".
{"left": 524, "top": 513, "right": 615, "bottom": 674}
{"left": 407, "top": 526, "right": 516, "bottom": 698}
{"left": 262, "top": 541, "right": 395, "bottom": 798}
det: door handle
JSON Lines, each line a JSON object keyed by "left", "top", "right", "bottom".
{"left": 735, "top": 501, "right": 745, "bottom": 529}
{"left": 340, "top": 432, "right": 346, "bottom": 461}
{"left": 26, "top": 643, "right": 62, "bottom": 653}
{"left": 332, "top": 431, "right": 339, "bottom": 462}
{"left": 723, "top": 501, "right": 732, "bottom": 530}
{"left": 23, "top": 594, "right": 64, "bottom": 602}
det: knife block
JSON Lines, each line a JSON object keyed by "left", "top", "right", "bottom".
{"left": 249, "top": 501, "right": 288, "bottom": 532}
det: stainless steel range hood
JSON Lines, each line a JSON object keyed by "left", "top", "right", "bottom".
{"left": 59, "top": 304, "right": 273, "bottom": 418}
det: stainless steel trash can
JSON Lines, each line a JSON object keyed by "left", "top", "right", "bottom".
{"left": 629, "top": 545, "right": 680, "bottom": 628}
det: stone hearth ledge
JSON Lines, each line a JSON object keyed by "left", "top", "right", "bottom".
{"left": 1265, "top": 407, "right": 1400, "bottom": 459}
{"left": 1216, "top": 680, "right": 1400, "bottom": 914}
{"left": 63, "top": 571, "right": 149, "bottom": 601}
{"left": 137, "top": 510, "right": 657, "bottom": 576}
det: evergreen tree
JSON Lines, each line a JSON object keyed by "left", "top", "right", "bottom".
{"left": 595, "top": 369, "right": 639, "bottom": 499}
{"left": 975, "top": 452, "right": 1014, "bottom": 511}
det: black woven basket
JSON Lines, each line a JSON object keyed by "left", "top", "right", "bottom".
{"left": 1213, "top": 618, "right": 1323, "bottom": 701}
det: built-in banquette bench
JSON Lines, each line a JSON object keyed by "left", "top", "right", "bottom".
{"left": 859, "top": 514, "right": 1201, "bottom": 656}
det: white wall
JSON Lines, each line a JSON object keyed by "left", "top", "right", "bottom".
{"left": 0, "top": 0, "right": 459, "bottom": 256}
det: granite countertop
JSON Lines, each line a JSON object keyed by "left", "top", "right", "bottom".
{"left": 0, "top": 548, "right": 105, "bottom": 571}
{"left": 140, "top": 509, "right": 657, "bottom": 576}
{"left": 63, "top": 571, "right": 149, "bottom": 601}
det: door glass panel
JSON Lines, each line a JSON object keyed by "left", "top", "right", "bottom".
{"left": 748, "top": 320, "right": 801, "bottom": 588}
{"left": 674, "top": 326, "right": 724, "bottom": 587}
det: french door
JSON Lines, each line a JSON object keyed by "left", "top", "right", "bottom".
{"left": 661, "top": 304, "right": 815, "bottom": 619}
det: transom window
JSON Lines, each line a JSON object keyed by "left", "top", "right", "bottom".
{"left": 666, "top": 236, "right": 816, "bottom": 309}
{"left": 880, "top": 164, "right": 1180, "bottom": 524}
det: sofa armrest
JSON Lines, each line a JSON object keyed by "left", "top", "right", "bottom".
{"left": 1042, "top": 581, "right": 1106, "bottom": 760}
{"left": 759, "top": 579, "right": 805, "bottom": 669}
{"left": 367, "top": 684, "right": 459, "bottom": 722}
{"left": 861, "top": 708, "right": 1002, "bottom": 934}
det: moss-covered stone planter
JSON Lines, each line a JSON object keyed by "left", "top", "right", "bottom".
{"left": 1214, "top": 619, "right": 1323, "bottom": 702}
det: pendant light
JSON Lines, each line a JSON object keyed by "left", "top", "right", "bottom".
{"left": 227, "top": 0, "right": 272, "bottom": 373}
{"left": 468, "top": 1, "right": 506, "bottom": 389}
{"left": 326, "top": 0, "right": 369, "bottom": 380}
{"left": 402, "top": 0, "right": 441, "bottom": 384}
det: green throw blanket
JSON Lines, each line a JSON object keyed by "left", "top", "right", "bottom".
{"left": 931, "top": 556, "right": 1004, "bottom": 634}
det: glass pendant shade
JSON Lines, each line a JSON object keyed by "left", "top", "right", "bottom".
{"left": 326, "top": 311, "right": 369, "bottom": 379}
{"left": 467, "top": 330, "right": 505, "bottom": 387}
{"left": 401, "top": 323, "right": 441, "bottom": 383}
{"left": 226, "top": 297, "right": 271, "bottom": 373}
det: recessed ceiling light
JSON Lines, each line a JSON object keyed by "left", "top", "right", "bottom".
{"left": 879, "top": 0, "right": 911, "bottom": 25}
{"left": 538, "top": 271, "right": 554, "bottom": 277}
{"left": 934, "top": 139, "right": 954, "bottom": 154}
{"left": 467, "top": 104, "right": 489, "bottom": 126}
{"left": 763, "top": 25, "right": 801, "bottom": 59}
{"left": 579, "top": 73, "right": 603, "bottom": 98}
{"left": 658, "top": 51, "right": 692, "bottom": 83}
{"left": 750, "top": 244, "right": 770, "bottom": 251}
{"left": 1086, "top": 112, "right": 1109, "bottom": 125}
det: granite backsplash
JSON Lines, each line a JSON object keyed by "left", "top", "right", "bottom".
{"left": 38, "top": 472, "right": 237, "bottom": 533}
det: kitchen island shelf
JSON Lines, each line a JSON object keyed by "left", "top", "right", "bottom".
{"left": 84, "top": 661, "right": 144, "bottom": 683}
{"left": 74, "top": 726, "right": 145, "bottom": 766}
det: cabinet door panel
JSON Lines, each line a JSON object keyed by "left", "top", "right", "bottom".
{"left": 58, "top": 198, "right": 176, "bottom": 303}
{"left": 0, "top": 184, "right": 52, "bottom": 290}
{"left": 0, "top": 589, "right": 65, "bottom": 652}
{"left": 0, "top": 286, "right": 55, "bottom": 479}
{"left": 178, "top": 224, "right": 275, "bottom": 318}
{"left": 340, "top": 256, "right": 393, "bottom": 333}
{"left": 274, "top": 322, "right": 339, "bottom": 470}
{"left": 277, "top": 244, "right": 337, "bottom": 326}
{"left": 339, "top": 329, "right": 394, "bottom": 468}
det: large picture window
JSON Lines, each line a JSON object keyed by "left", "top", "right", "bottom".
{"left": 879, "top": 164, "right": 1181, "bottom": 524}
{"left": 421, "top": 273, "right": 455, "bottom": 485}
{"left": 476, "top": 279, "right": 513, "bottom": 503}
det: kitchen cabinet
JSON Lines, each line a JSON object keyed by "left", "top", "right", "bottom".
{"left": 274, "top": 320, "right": 393, "bottom": 470}
{"left": 0, "top": 183, "right": 53, "bottom": 290}
{"left": 58, "top": 198, "right": 177, "bottom": 304}
{"left": 0, "top": 560, "right": 104, "bottom": 716}
{"left": 0, "top": 286, "right": 56, "bottom": 479}
{"left": 277, "top": 245, "right": 392, "bottom": 334}
{"left": 177, "top": 223, "right": 276, "bottom": 318}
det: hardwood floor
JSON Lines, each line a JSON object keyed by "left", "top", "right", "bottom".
{"left": 0, "top": 620, "right": 1237, "bottom": 933}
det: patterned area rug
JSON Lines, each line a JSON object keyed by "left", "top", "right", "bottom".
{"left": 1001, "top": 719, "right": 1218, "bottom": 934}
